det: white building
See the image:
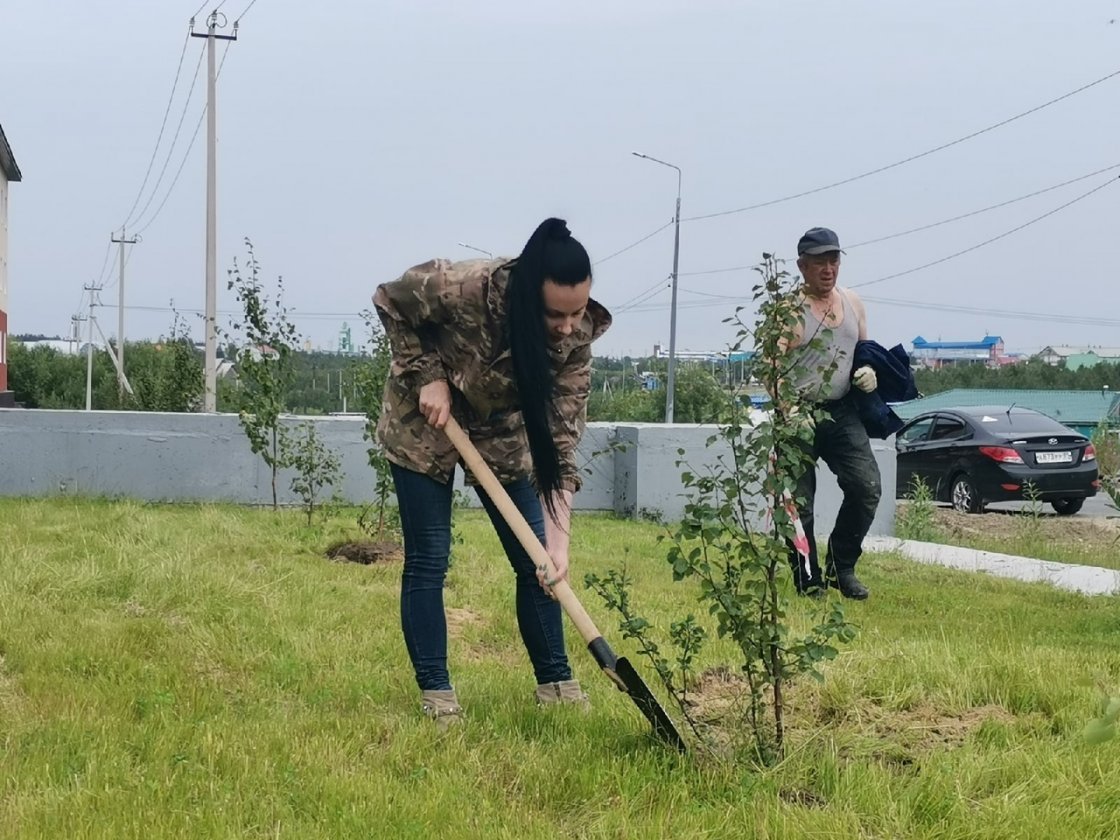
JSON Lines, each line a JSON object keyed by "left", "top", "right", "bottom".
{"left": 1035, "top": 345, "right": 1120, "bottom": 366}
{"left": 1, "top": 121, "right": 22, "bottom": 404}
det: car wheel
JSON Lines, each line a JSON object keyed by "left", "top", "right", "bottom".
{"left": 1050, "top": 498, "right": 1084, "bottom": 516}
{"left": 950, "top": 473, "right": 983, "bottom": 514}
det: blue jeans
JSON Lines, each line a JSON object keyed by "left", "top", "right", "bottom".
{"left": 390, "top": 462, "right": 572, "bottom": 691}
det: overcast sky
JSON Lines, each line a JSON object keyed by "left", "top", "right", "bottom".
{"left": 4, "top": 0, "right": 1119, "bottom": 357}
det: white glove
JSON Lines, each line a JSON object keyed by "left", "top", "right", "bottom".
{"left": 788, "top": 405, "right": 816, "bottom": 431}
{"left": 852, "top": 365, "right": 877, "bottom": 393}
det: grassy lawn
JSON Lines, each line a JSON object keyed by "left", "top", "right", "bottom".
{"left": 2, "top": 499, "right": 1118, "bottom": 838}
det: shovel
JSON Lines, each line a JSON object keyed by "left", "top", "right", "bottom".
{"left": 443, "top": 416, "right": 686, "bottom": 752}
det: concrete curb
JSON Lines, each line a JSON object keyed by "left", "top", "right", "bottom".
{"left": 865, "top": 536, "right": 1120, "bottom": 597}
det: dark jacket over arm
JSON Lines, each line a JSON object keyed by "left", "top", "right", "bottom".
{"left": 852, "top": 340, "right": 919, "bottom": 439}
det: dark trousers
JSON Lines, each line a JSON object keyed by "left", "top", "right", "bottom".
{"left": 788, "top": 395, "right": 882, "bottom": 591}
{"left": 390, "top": 463, "right": 572, "bottom": 691}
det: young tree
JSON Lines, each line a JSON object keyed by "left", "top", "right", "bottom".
{"left": 221, "top": 240, "right": 302, "bottom": 509}
{"left": 352, "top": 310, "right": 397, "bottom": 541}
{"left": 588, "top": 254, "right": 855, "bottom": 763}
{"left": 287, "top": 421, "right": 343, "bottom": 526}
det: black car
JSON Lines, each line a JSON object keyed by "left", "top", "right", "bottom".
{"left": 895, "top": 406, "right": 1099, "bottom": 515}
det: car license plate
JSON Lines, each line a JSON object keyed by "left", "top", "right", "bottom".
{"left": 1036, "top": 451, "right": 1073, "bottom": 464}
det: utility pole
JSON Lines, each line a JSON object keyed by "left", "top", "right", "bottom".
{"left": 69, "top": 313, "right": 86, "bottom": 356}
{"left": 83, "top": 284, "right": 102, "bottom": 411}
{"left": 110, "top": 228, "right": 138, "bottom": 396}
{"left": 631, "top": 151, "right": 682, "bottom": 422}
{"left": 192, "top": 12, "right": 238, "bottom": 412}
{"left": 667, "top": 187, "right": 681, "bottom": 423}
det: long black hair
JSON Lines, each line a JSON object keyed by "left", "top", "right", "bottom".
{"left": 507, "top": 217, "right": 592, "bottom": 508}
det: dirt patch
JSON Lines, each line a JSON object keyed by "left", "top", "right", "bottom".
{"left": 444, "top": 608, "right": 519, "bottom": 666}
{"left": 867, "top": 701, "right": 1017, "bottom": 752}
{"left": 926, "top": 506, "right": 1120, "bottom": 553}
{"left": 683, "top": 666, "right": 1018, "bottom": 756}
{"left": 326, "top": 540, "right": 403, "bottom": 565}
{"left": 445, "top": 607, "right": 482, "bottom": 636}
{"left": 687, "top": 666, "right": 747, "bottom": 725}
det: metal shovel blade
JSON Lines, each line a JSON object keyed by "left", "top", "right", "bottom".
{"left": 613, "top": 656, "right": 687, "bottom": 752}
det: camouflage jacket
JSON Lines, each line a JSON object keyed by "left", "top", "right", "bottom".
{"left": 372, "top": 257, "right": 612, "bottom": 492}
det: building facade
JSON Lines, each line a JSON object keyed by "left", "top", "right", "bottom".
{"left": 0, "top": 122, "right": 23, "bottom": 401}
{"left": 1036, "top": 346, "right": 1120, "bottom": 367}
{"left": 911, "top": 335, "right": 1005, "bottom": 369}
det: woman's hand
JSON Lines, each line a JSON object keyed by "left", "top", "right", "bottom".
{"left": 418, "top": 379, "right": 451, "bottom": 428}
{"left": 537, "top": 490, "right": 574, "bottom": 599}
{"left": 536, "top": 546, "right": 569, "bottom": 598}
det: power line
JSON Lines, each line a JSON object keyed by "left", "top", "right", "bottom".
{"left": 847, "top": 162, "right": 1120, "bottom": 249}
{"left": 680, "top": 264, "right": 752, "bottom": 278}
{"left": 92, "top": 240, "right": 114, "bottom": 286}
{"left": 684, "top": 66, "right": 1120, "bottom": 222}
{"left": 73, "top": 240, "right": 117, "bottom": 322}
{"left": 626, "top": 297, "right": 733, "bottom": 314}
{"left": 126, "top": 43, "right": 207, "bottom": 233}
{"left": 132, "top": 42, "right": 233, "bottom": 236}
{"left": 605, "top": 165, "right": 1117, "bottom": 308}
{"left": 111, "top": 303, "right": 364, "bottom": 322}
{"left": 861, "top": 295, "right": 1120, "bottom": 328}
{"left": 593, "top": 220, "right": 673, "bottom": 265}
{"left": 235, "top": 0, "right": 259, "bottom": 23}
{"left": 132, "top": 113, "right": 203, "bottom": 236}
{"left": 629, "top": 289, "right": 1120, "bottom": 331}
{"left": 616, "top": 285, "right": 670, "bottom": 314}
{"left": 850, "top": 175, "right": 1119, "bottom": 289}
{"left": 677, "top": 162, "right": 1120, "bottom": 278}
{"left": 119, "top": 25, "right": 194, "bottom": 229}
{"left": 102, "top": 240, "right": 140, "bottom": 294}
{"left": 679, "top": 288, "right": 740, "bottom": 300}
{"left": 608, "top": 274, "right": 671, "bottom": 312}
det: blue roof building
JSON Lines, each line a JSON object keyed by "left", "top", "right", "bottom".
{"left": 911, "top": 335, "right": 1005, "bottom": 369}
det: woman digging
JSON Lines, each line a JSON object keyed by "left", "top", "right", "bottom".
{"left": 373, "top": 217, "right": 612, "bottom": 729}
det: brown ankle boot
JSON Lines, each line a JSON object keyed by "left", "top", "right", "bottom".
{"left": 420, "top": 689, "right": 462, "bottom": 732}
{"left": 534, "top": 679, "right": 590, "bottom": 710}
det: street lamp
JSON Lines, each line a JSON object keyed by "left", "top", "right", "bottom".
{"left": 632, "top": 151, "right": 681, "bottom": 423}
{"left": 457, "top": 242, "right": 493, "bottom": 258}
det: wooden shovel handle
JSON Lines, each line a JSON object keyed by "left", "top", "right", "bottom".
{"left": 443, "top": 416, "right": 605, "bottom": 646}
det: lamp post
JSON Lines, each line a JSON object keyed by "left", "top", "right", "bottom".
{"left": 631, "top": 151, "right": 681, "bottom": 422}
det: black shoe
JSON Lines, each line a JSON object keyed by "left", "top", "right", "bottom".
{"left": 828, "top": 571, "right": 869, "bottom": 600}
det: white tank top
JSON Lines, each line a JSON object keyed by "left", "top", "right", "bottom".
{"left": 789, "top": 290, "right": 859, "bottom": 402}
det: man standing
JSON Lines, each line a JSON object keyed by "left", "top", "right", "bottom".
{"left": 785, "top": 227, "right": 881, "bottom": 600}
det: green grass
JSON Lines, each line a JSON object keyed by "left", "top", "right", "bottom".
{"left": 2, "top": 499, "right": 1118, "bottom": 838}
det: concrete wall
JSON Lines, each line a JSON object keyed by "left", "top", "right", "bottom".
{"left": 0, "top": 409, "right": 374, "bottom": 506}
{"left": 0, "top": 409, "right": 895, "bottom": 535}
{"left": 608, "top": 422, "right": 896, "bottom": 537}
